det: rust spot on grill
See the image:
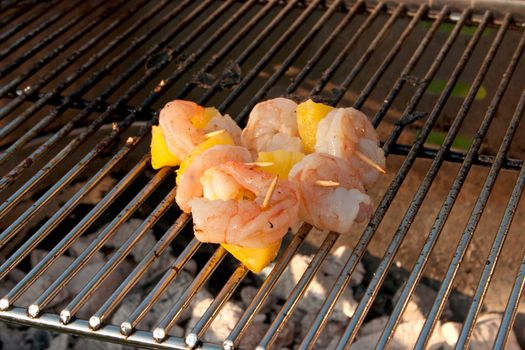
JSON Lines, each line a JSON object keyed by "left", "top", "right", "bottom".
{"left": 23, "top": 158, "right": 33, "bottom": 167}
{"left": 193, "top": 72, "right": 217, "bottom": 89}
{"left": 401, "top": 74, "right": 427, "bottom": 86}
{"left": 219, "top": 61, "right": 241, "bottom": 89}
{"left": 395, "top": 111, "right": 428, "bottom": 127}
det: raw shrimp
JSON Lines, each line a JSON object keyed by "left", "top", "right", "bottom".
{"left": 189, "top": 161, "right": 299, "bottom": 248}
{"left": 241, "top": 97, "right": 303, "bottom": 156}
{"left": 289, "top": 153, "right": 372, "bottom": 234}
{"left": 175, "top": 145, "right": 252, "bottom": 213}
{"left": 159, "top": 100, "right": 242, "bottom": 159}
{"left": 315, "top": 107, "right": 385, "bottom": 186}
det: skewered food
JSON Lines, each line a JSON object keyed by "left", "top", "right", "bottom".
{"left": 158, "top": 99, "right": 241, "bottom": 160}
{"left": 289, "top": 153, "right": 372, "bottom": 234}
{"left": 175, "top": 144, "right": 252, "bottom": 213}
{"left": 315, "top": 106, "right": 385, "bottom": 186}
{"left": 190, "top": 161, "right": 299, "bottom": 248}
{"left": 150, "top": 97, "right": 385, "bottom": 272}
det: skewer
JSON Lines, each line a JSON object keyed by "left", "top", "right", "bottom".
{"left": 261, "top": 175, "right": 279, "bottom": 209}
{"left": 315, "top": 180, "right": 340, "bottom": 187}
{"left": 355, "top": 150, "right": 386, "bottom": 173}
{"left": 204, "top": 129, "right": 225, "bottom": 138}
{"left": 245, "top": 161, "right": 274, "bottom": 167}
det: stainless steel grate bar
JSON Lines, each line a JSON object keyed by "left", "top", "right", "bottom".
{"left": 0, "top": 307, "right": 216, "bottom": 350}
{"left": 198, "top": 0, "right": 300, "bottom": 106}
{"left": 494, "top": 247, "right": 525, "bottom": 348}
{"left": 336, "top": 10, "right": 494, "bottom": 348}
{"left": 286, "top": 0, "right": 365, "bottom": 94}
{"left": 298, "top": 9, "right": 471, "bottom": 350}
{"left": 0, "top": 155, "right": 149, "bottom": 310}
{"left": 416, "top": 51, "right": 525, "bottom": 350}
{"left": 121, "top": 239, "right": 202, "bottom": 336}
{"left": 256, "top": 231, "right": 340, "bottom": 350}
{"left": 215, "top": 0, "right": 323, "bottom": 112}
{"left": 60, "top": 186, "right": 179, "bottom": 323}
{"left": 352, "top": 3, "right": 428, "bottom": 109}
{"left": 0, "top": 0, "right": 127, "bottom": 112}
{"left": 0, "top": 0, "right": 162, "bottom": 159}
{"left": 28, "top": 168, "right": 171, "bottom": 316}
{"left": 153, "top": 248, "right": 227, "bottom": 342}
{"left": 237, "top": 0, "right": 359, "bottom": 119}
{"left": 0, "top": 0, "right": 57, "bottom": 45}
{"left": 370, "top": 5, "right": 449, "bottom": 127}
{"left": 375, "top": 13, "right": 515, "bottom": 349}
{"left": 89, "top": 213, "right": 191, "bottom": 331}
{"left": 223, "top": 224, "right": 312, "bottom": 350}
{"left": 0, "top": 0, "right": 198, "bottom": 191}
{"left": 456, "top": 88, "right": 525, "bottom": 348}
{"left": 186, "top": 265, "right": 249, "bottom": 349}
{"left": 0, "top": 0, "right": 78, "bottom": 62}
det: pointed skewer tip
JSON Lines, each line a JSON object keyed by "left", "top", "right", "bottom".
{"left": 261, "top": 175, "right": 279, "bottom": 209}
{"left": 315, "top": 180, "right": 340, "bottom": 187}
{"left": 204, "top": 129, "right": 225, "bottom": 138}
{"left": 245, "top": 161, "right": 274, "bottom": 167}
{"left": 355, "top": 151, "right": 386, "bottom": 174}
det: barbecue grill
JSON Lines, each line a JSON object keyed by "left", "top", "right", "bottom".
{"left": 1, "top": 0, "right": 525, "bottom": 349}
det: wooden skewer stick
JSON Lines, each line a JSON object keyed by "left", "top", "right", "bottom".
{"left": 262, "top": 175, "right": 279, "bottom": 209}
{"left": 245, "top": 161, "right": 274, "bottom": 167}
{"left": 355, "top": 151, "right": 386, "bottom": 174}
{"left": 315, "top": 180, "right": 340, "bottom": 187}
{"left": 204, "top": 129, "right": 225, "bottom": 138}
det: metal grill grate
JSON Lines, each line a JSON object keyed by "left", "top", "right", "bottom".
{"left": 1, "top": 1, "right": 525, "bottom": 349}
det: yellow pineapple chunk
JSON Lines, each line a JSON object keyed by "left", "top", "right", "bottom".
{"left": 191, "top": 107, "right": 219, "bottom": 128}
{"left": 150, "top": 126, "right": 181, "bottom": 170}
{"left": 296, "top": 99, "right": 333, "bottom": 153}
{"left": 222, "top": 241, "right": 281, "bottom": 273}
{"left": 176, "top": 131, "right": 235, "bottom": 182}
{"left": 257, "top": 150, "right": 304, "bottom": 179}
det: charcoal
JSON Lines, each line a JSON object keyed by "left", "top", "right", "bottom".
{"left": 105, "top": 219, "right": 159, "bottom": 264}
{"left": 68, "top": 238, "right": 105, "bottom": 263}
{"left": 470, "top": 313, "right": 520, "bottom": 350}
{"left": 48, "top": 334, "right": 72, "bottom": 350}
{"left": 187, "top": 297, "right": 242, "bottom": 344}
{"left": 392, "top": 284, "right": 452, "bottom": 322}
{"left": 23, "top": 328, "right": 52, "bottom": 350}
{"left": 240, "top": 285, "right": 274, "bottom": 314}
{"left": 358, "top": 316, "right": 388, "bottom": 337}
{"left": 112, "top": 270, "right": 194, "bottom": 330}
{"left": 271, "top": 252, "right": 357, "bottom": 322}
{"left": 238, "top": 321, "right": 268, "bottom": 349}
{"left": 351, "top": 320, "right": 446, "bottom": 350}
{"left": 17, "top": 274, "right": 69, "bottom": 309}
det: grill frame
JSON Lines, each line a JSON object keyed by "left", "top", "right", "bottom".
{"left": 0, "top": 1, "right": 525, "bottom": 349}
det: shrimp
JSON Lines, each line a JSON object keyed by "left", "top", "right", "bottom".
{"left": 189, "top": 161, "right": 299, "bottom": 248}
{"left": 289, "top": 153, "right": 372, "bottom": 234}
{"left": 202, "top": 108, "right": 242, "bottom": 145}
{"left": 159, "top": 100, "right": 242, "bottom": 159}
{"left": 175, "top": 145, "right": 252, "bottom": 213}
{"left": 241, "top": 97, "right": 303, "bottom": 156}
{"left": 315, "top": 107, "right": 385, "bottom": 186}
